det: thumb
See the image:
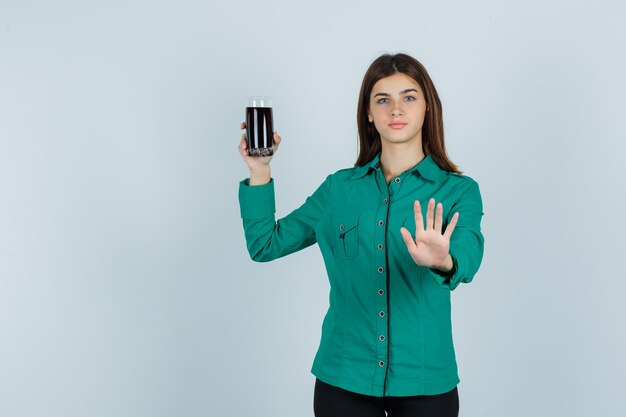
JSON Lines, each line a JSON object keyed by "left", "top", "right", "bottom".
{"left": 273, "top": 132, "right": 282, "bottom": 150}
{"left": 400, "top": 227, "right": 417, "bottom": 252}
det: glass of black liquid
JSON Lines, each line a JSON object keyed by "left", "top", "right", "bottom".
{"left": 245, "top": 96, "right": 274, "bottom": 157}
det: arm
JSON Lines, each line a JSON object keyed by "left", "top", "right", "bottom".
{"left": 428, "top": 180, "right": 485, "bottom": 290}
{"left": 238, "top": 174, "right": 332, "bottom": 262}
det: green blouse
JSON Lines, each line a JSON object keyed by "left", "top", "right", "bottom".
{"left": 238, "top": 152, "right": 485, "bottom": 397}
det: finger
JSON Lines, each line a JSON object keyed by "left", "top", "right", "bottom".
{"left": 414, "top": 200, "right": 425, "bottom": 235}
{"left": 426, "top": 198, "right": 435, "bottom": 230}
{"left": 273, "top": 131, "right": 281, "bottom": 151}
{"left": 241, "top": 121, "right": 247, "bottom": 129}
{"left": 239, "top": 137, "right": 249, "bottom": 157}
{"left": 434, "top": 202, "right": 443, "bottom": 232}
{"left": 400, "top": 227, "right": 418, "bottom": 253}
{"left": 443, "top": 212, "right": 459, "bottom": 240}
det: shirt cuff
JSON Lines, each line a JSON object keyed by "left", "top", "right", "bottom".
{"left": 427, "top": 250, "right": 459, "bottom": 289}
{"left": 238, "top": 178, "right": 276, "bottom": 219}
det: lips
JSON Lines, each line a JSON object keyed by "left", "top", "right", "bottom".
{"left": 388, "top": 122, "right": 407, "bottom": 129}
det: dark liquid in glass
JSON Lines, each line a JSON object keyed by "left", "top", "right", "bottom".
{"left": 245, "top": 107, "right": 274, "bottom": 157}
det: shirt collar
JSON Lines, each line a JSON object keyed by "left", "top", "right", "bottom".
{"left": 350, "top": 152, "right": 444, "bottom": 182}
{"left": 350, "top": 152, "right": 382, "bottom": 180}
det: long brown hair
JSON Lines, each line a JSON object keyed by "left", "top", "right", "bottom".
{"left": 355, "top": 53, "right": 462, "bottom": 174}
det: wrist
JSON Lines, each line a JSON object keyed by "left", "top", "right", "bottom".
{"left": 249, "top": 166, "right": 271, "bottom": 186}
{"left": 434, "top": 254, "right": 454, "bottom": 273}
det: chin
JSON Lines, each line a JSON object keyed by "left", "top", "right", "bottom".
{"left": 382, "top": 138, "right": 412, "bottom": 146}
{"left": 384, "top": 132, "right": 414, "bottom": 141}
{"left": 382, "top": 133, "right": 421, "bottom": 145}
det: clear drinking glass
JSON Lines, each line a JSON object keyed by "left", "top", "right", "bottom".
{"left": 245, "top": 96, "right": 274, "bottom": 157}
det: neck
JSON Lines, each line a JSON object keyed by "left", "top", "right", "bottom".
{"left": 379, "top": 141, "right": 425, "bottom": 178}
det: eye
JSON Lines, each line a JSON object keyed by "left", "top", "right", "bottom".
{"left": 404, "top": 96, "right": 416, "bottom": 102}
{"left": 376, "top": 97, "right": 389, "bottom": 104}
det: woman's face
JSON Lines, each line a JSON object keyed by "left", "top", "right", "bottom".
{"left": 367, "top": 72, "right": 428, "bottom": 148}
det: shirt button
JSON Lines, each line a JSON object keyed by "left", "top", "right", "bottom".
{"left": 379, "top": 361, "right": 385, "bottom": 367}
{"left": 383, "top": 198, "right": 388, "bottom": 204}
{"left": 379, "top": 335, "right": 385, "bottom": 341}
{"left": 339, "top": 224, "right": 344, "bottom": 230}
{"left": 379, "top": 311, "right": 385, "bottom": 317}
{"left": 377, "top": 267, "right": 384, "bottom": 273}
{"left": 394, "top": 177, "right": 401, "bottom": 183}
{"left": 377, "top": 244, "right": 383, "bottom": 250}
{"left": 378, "top": 289, "right": 384, "bottom": 295}
{"left": 378, "top": 220, "right": 384, "bottom": 226}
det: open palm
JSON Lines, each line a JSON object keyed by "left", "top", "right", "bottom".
{"left": 400, "top": 198, "right": 459, "bottom": 269}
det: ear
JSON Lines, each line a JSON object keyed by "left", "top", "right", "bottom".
{"left": 367, "top": 111, "right": 373, "bottom": 123}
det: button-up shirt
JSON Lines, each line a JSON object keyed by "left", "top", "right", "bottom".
{"left": 238, "top": 151, "right": 485, "bottom": 397}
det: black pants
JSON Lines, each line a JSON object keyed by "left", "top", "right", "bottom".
{"left": 313, "top": 378, "right": 459, "bottom": 417}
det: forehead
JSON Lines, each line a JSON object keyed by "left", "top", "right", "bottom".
{"left": 371, "top": 73, "right": 422, "bottom": 95}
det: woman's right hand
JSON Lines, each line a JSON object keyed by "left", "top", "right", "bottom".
{"left": 238, "top": 121, "right": 282, "bottom": 172}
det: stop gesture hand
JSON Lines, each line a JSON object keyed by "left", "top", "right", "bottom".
{"left": 400, "top": 198, "right": 459, "bottom": 271}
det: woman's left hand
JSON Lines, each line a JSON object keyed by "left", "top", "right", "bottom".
{"left": 400, "top": 198, "right": 459, "bottom": 270}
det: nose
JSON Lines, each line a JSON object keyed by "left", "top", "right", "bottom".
{"left": 391, "top": 102, "right": 403, "bottom": 116}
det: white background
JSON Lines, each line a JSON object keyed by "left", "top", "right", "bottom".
{"left": 1, "top": 1, "right": 625, "bottom": 416}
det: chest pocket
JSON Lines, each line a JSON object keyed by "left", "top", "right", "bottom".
{"left": 332, "top": 212, "right": 360, "bottom": 260}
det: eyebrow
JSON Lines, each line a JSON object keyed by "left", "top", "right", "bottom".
{"left": 373, "top": 88, "right": 419, "bottom": 98}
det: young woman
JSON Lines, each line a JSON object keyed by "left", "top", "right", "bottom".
{"left": 237, "top": 53, "right": 485, "bottom": 417}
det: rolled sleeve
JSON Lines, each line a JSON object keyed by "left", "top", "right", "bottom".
{"left": 428, "top": 180, "right": 485, "bottom": 290}
{"left": 238, "top": 178, "right": 276, "bottom": 219}
{"left": 238, "top": 174, "right": 332, "bottom": 262}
